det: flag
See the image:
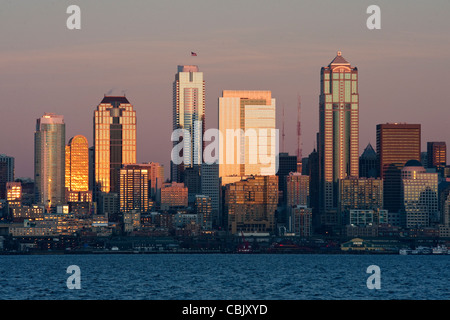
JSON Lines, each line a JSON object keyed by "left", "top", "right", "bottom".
{"left": 191, "top": 52, "right": 197, "bottom": 56}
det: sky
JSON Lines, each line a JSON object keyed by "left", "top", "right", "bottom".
{"left": 0, "top": 0, "right": 449, "bottom": 179}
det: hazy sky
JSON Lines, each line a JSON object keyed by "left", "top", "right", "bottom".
{"left": 0, "top": 0, "right": 449, "bottom": 178}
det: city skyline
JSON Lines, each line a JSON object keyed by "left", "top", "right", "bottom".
{"left": 1, "top": 1, "right": 449, "bottom": 179}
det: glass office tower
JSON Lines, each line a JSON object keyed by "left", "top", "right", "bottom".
{"left": 34, "top": 113, "right": 66, "bottom": 210}
{"left": 94, "top": 96, "right": 137, "bottom": 196}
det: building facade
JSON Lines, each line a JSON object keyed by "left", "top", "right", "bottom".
{"left": 218, "top": 90, "right": 277, "bottom": 179}
{"left": 224, "top": 175, "right": 278, "bottom": 234}
{"left": 401, "top": 160, "right": 439, "bottom": 228}
{"left": 160, "top": 182, "right": 188, "bottom": 210}
{"left": 119, "top": 164, "right": 150, "bottom": 214}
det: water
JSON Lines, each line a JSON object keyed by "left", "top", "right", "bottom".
{"left": 0, "top": 254, "right": 448, "bottom": 300}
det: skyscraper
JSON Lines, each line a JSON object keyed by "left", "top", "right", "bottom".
{"left": 65, "top": 135, "right": 91, "bottom": 202}
{"left": 0, "top": 154, "right": 14, "bottom": 199}
{"left": 427, "top": 142, "right": 446, "bottom": 171}
{"left": 94, "top": 96, "right": 137, "bottom": 196}
{"left": 218, "top": 90, "right": 277, "bottom": 178}
{"left": 34, "top": 113, "right": 66, "bottom": 209}
{"left": 318, "top": 51, "right": 359, "bottom": 228}
{"left": 376, "top": 123, "right": 421, "bottom": 213}
{"left": 201, "top": 162, "right": 220, "bottom": 228}
{"left": 171, "top": 65, "right": 205, "bottom": 183}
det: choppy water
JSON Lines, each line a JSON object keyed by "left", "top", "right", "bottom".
{"left": 0, "top": 254, "right": 448, "bottom": 300}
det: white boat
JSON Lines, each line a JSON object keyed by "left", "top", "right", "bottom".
{"left": 411, "top": 246, "right": 432, "bottom": 255}
{"left": 432, "top": 245, "right": 448, "bottom": 255}
{"left": 399, "top": 248, "right": 412, "bottom": 255}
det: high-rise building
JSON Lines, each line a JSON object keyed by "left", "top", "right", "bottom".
{"left": 65, "top": 135, "right": 92, "bottom": 203}
{"left": 94, "top": 96, "right": 137, "bottom": 196}
{"left": 119, "top": 164, "right": 149, "bottom": 214}
{"left": 318, "top": 51, "right": 359, "bottom": 229}
{"left": 171, "top": 65, "right": 205, "bottom": 183}
{"left": 201, "top": 163, "right": 220, "bottom": 228}
{"left": 376, "top": 123, "right": 421, "bottom": 213}
{"left": 224, "top": 175, "right": 278, "bottom": 234}
{"left": 287, "top": 205, "right": 312, "bottom": 237}
{"left": 359, "top": 143, "right": 378, "bottom": 178}
{"left": 277, "top": 153, "right": 298, "bottom": 205}
{"left": 427, "top": 142, "right": 446, "bottom": 171}
{"left": 0, "top": 155, "right": 15, "bottom": 199}
{"left": 286, "top": 172, "right": 310, "bottom": 208}
{"left": 160, "top": 182, "right": 188, "bottom": 210}
{"left": 218, "top": 90, "right": 277, "bottom": 179}
{"left": 34, "top": 113, "right": 66, "bottom": 210}
{"left": 338, "top": 177, "right": 383, "bottom": 225}
{"left": 401, "top": 160, "right": 439, "bottom": 228}
{"left": 195, "top": 194, "right": 212, "bottom": 230}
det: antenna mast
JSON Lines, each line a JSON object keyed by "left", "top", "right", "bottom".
{"left": 297, "top": 95, "right": 302, "bottom": 172}
{"left": 282, "top": 103, "right": 285, "bottom": 153}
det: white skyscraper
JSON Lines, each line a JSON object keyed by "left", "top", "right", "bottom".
{"left": 171, "top": 65, "right": 205, "bottom": 183}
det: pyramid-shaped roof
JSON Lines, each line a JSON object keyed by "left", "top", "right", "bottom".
{"left": 361, "top": 143, "right": 377, "bottom": 159}
{"left": 329, "top": 51, "right": 350, "bottom": 66}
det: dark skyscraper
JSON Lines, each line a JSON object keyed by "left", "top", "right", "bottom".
{"left": 376, "top": 123, "right": 421, "bottom": 213}
{"left": 427, "top": 142, "right": 446, "bottom": 171}
{"left": 277, "top": 152, "right": 298, "bottom": 205}
{"left": 359, "top": 143, "right": 378, "bottom": 178}
{"left": 0, "top": 154, "right": 14, "bottom": 200}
